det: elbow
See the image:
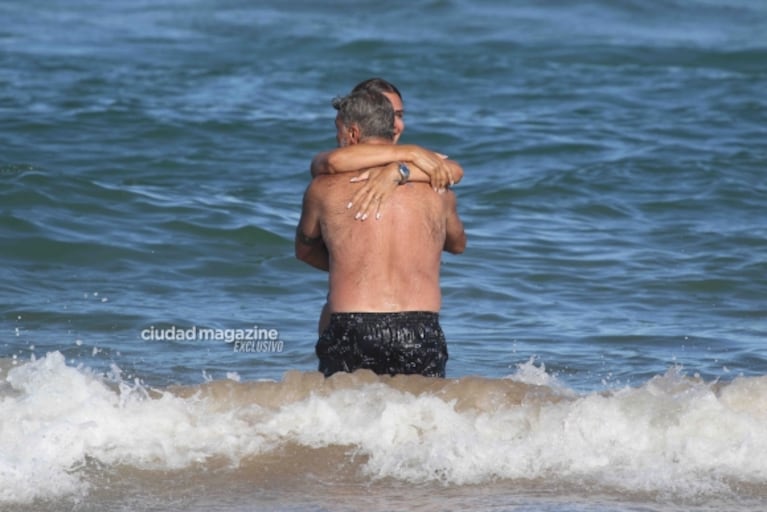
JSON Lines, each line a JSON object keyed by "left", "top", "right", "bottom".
{"left": 449, "top": 162, "right": 464, "bottom": 185}
{"left": 295, "top": 239, "right": 329, "bottom": 271}
{"left": 449, "top": 244, "right": 466, "bottom": 255}
{"left": 311, "top": 151, "right": 334, "bottom": 176}
{"left": 445, "top": 232, "right": 467, "bottom": 255}
{"left": 324, "top": 153, "right": 341, "bottom": 174}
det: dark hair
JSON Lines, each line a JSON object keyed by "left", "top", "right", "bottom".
{"left": 331, "top": 90, "right": 395, "bottom": 141}
{"left": 351, "top": 77, "right": 403, "bottom": 102}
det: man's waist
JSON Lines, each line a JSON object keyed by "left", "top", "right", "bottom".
{"left": 329, "top": 311, "right": 440, "bottom": 320}
{"left": 328, "top": 294, "right": 441, "bottom": 314}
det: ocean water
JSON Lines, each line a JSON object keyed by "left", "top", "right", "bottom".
{"left": 1, "top": 0, "right": 766, "bottom": 510}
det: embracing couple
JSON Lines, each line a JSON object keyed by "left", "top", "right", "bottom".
{"left": 295, "top": 78, "right": 466, "bottom": 379}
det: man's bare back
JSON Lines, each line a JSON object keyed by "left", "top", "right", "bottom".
{"left": 310, "top": 174, "right": 449, "bottom": 313}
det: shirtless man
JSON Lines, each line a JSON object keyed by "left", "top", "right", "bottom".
{"left": 310, "top": 78, "right": 466, "bottom": 335}
{"left": 295, "top": 90, "right": 466, "bottom": 378}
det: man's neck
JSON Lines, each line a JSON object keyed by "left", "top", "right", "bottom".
{"left": 358, "top": 136, "right": 393, "bottom": 145}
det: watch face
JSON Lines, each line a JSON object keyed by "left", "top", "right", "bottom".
{"left": 399, "top": 163, "right": 410, "bottom": 182}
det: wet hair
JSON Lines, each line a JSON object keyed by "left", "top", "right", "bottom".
{"left": 331, "top": 90, "right": 395, "bottom": 141}
{"left": 351, "top": 77, "right": 403, "bottom": 102}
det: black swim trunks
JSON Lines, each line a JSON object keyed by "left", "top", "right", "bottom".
{"left": 316, "top": 311, "right": 448, "bottom": 378}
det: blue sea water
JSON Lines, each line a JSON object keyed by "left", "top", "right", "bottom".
{"left": 1, "top": 0, "right": 767, "bottom": 510}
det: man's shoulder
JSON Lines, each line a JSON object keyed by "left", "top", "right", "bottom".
{"left": 305, "top": 174, "right": 351, "bottom": 208}
{"left": 305, "top": 174, "right": 331, "bottom": 194}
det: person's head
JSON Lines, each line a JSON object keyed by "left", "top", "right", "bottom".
{"left": 332, "top": 90, "right": 395, "bottom": 147}
{"left": 351, "top": 78, "right": 405, "bottom": 143}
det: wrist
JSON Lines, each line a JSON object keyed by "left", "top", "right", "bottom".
{"left": 400, "top": 145, "right": 418, "bottom": 164}
{"left": 385, "top": 162, "right": 401, "bottom": 184}
{"left": 397, "top": 162, "right": 410, "bottom": 184}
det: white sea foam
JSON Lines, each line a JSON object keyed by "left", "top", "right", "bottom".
{"left": 2, "top": 352, "right": 766, "bottom": 505}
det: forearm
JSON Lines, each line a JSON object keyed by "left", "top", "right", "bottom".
{"left": 311, "top": 144, "right": 419, "bottom": 176}
{"left": 404, "top": 164, "right": 431, "bottom": 183}
{"left": 405, "top": 159, "right": 461, "bottom": 184}
{"left": 313, "top": 144, "right": 464, "bottom": 192}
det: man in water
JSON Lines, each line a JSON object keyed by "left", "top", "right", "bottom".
{"left": 295, "top": 90, "right": 466, "bottom": 378}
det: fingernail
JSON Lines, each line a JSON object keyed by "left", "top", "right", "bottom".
{"left": 361, "top": 213, "right": 368, "bottom": 221}
{"left": 376, "top": 212, "right": 381, "bottom": 220}
{"left": 355, "top": 212, "right": 361, "bottom": 219}
{"left": 347, "top": 202, "right": 353, "bottom": 209}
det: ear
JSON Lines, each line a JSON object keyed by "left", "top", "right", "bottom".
{"left": 348, "top": 124, "right": 361, "bottom": 144}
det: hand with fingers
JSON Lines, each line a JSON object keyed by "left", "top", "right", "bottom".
{"left": 347, "top": 162, "right": 402, "bottom": 221}
{"left": 405, "top": 146, "right": 454, "bottom": 192}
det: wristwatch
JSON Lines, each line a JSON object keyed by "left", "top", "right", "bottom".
{"left": 397, "top": 162, "right": 410, "bottom": 184}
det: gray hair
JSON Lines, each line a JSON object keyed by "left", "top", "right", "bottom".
{"left": 331, "top": 90, "right": 394, "bottom": 141}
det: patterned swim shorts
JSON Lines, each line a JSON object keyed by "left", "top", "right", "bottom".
{"left": 316, "top": 311, "right": 448, "bottom": 378}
